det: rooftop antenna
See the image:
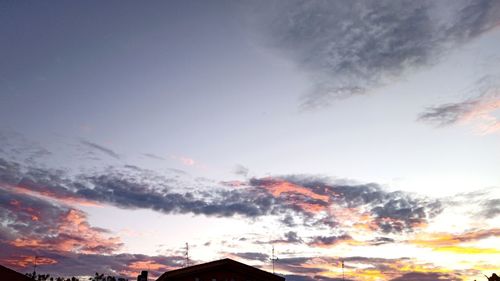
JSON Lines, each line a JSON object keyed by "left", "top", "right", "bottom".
{"left": 185, "top": 242, "right": 190, "bottom": 267}
{"left": 270, "top": 245, "right": 279, "bottom": 274}
{"left": 33, "top": 255, "right": 38, "bottom": 275}
{"left": 341, "top": 259, "right": 345, "bottom": 281}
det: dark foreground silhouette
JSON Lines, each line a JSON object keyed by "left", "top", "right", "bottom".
{"left": 25, "top": 272, "right": 128, "bottom": 281}
{"left": 485, "top": 273, "right": 500, "bottom": 281}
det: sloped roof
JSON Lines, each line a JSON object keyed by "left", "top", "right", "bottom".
{"left": 0, "top": 264, "right": 33, "bottom": 281}
{"left": 156, "top": 258, "right": 284, "bottom": 281}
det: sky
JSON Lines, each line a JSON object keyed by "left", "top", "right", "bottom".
{"left": 0, "top": 0, "right": 499, "bottom": 280}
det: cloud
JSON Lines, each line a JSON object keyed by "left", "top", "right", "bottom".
{"left": 481, "top": 199, "right": 500, "bottom": 218}
{"left": 269, "top": 231, "right": 303, "bottom": 244}
{"left": 0, "top": 188, "right": 123, "bottom": 255}
{"left": 274, "top": 255, "right": 474, "bottom": 281}
{"left": 0, "top": 185, "right": 183, "bottom": 279}
{"left": 253, "top": 175, "right": 443, "bottom": 233}
{"left": 0, "top": 157, "right": 444, "bottom": 234}
{"left": 230, "top": 252, "right": 269, "bottom": 262}
{"left": 143, "top": 153, "right": 165, "bottom": 161}
{"left": 0, "top": 241, "right": 185, "bottom": 279}
{"left": 0, "top": 157, "right": 280, "bottom": 219}
{"left": 411, "top": 228, "right": 500, "bottom": 248}
{"left": 418, "top": 76, "right": 500, "bottom": 134}
{"left": 234, "top": 164, "right": 249, "bottom": 177}
{"left": 286, "top": 274, "right": 352, "bottom": 281}
{"left": 389, "top": 272, "right": 462, "bottom": 281}
{"left": 308, "top": 234, "right": 352, "bottom": 247}
{"left": 253, "top": 0, "right": 500, "bottom": 109}
{"left": 369, "top": 237, "right": 396, "bottom": 246}
{"left": 80, "top": 140, "right": 120, "bottom": 159}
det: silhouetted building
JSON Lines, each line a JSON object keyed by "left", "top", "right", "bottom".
{"left": 0, "top": 264, "right": 33, "bottom": 281}
{"left": 138, "top": 270, "right": 148, "bottom": 281}
{"left": 156, "top": 258, "right": 284, "bottom": 281}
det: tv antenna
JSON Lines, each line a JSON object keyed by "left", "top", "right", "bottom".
{"left": 33, "top": 255, "right": 38, "bottom": 275}
{"left": 270, "top": 245, "right": 279, "bottom": 274}
{"left": 341, "top": 259, "right": 345, "bottom": 281}
{"left": 185, "top": 242, "right": 190, "bottom": 267}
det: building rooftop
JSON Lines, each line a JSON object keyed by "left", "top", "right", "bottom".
{"left": 156, "top": 258, "right": 285, "bottom": 281}
{"left": 0, "top": 264, "right": 33, "bottom": 281}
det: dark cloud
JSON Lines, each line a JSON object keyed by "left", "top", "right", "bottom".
{"left": 231, "top": 252, "right": 269, "bottom": 262}
{"left": 253, "top": 0, "right": 500, "bottom": 109}
{"left": 270, "top": 231, "right": 303, "bottom": 244}
{"left": 481, "top": 199, "right": 500, "bottom": 218}
{"left": 0, "top": 157, "right": 283, "bottom": 220}
{"left": 418, "top": 75, "right": 500, "bottom": 131}
{"left": 418, "top": 99, "right": 479, "bottom": 126}
{"left": 258, "top": 176, "right": 443, "bottom": 233}
{"left": 143, "top": 153, "right": 165, "bottom": 160}
{"left": 0, "top": 157, "right": 443, "bottom": 234}
{"left": 281, "top": 214, "right": 297, "bottom": 227}
{"left": 308, "top": 234, "right": 352, "bottom": 247}
{"left": 369, "top": 237, "right": 396, "bottom": 246}
{"left": 80, "top": 140, "right": 120, "bottom": 159}
{"left": 285, "top": 275, "right": 317, "bottom": 281}
{"left": 286, "top": 274, "right": 353, "bottom": 281}
{"left": 79, "top": 173, "right": 279, "bottom": 218}
{"left": 389, "top": 272, "right": 462, "bottom": 281}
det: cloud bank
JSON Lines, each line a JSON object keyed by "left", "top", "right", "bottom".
{"left": 1, "top": 157, "right": 443, "bottom": 235}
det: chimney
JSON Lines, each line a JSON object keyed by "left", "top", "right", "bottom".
{"left": 137, "top": 271, "right": 148, "bottom": 281}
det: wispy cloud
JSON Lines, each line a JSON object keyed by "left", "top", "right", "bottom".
{"left": 80, "top": 140, "right": 120, "bottom": 159}
{"left": 143, "top": 153, "right": 165, "bottom": 161}
{"left": 253, "top": 0, "right": 500, "bottom": 109}
{"left": 389, "top": 272, "right": 461, "bottom": 281}
{"left": 414, "top": 228, "right": 500, "bottom": 245}
{"left": 418, "top": 76, "right": 500, "bottom": 134}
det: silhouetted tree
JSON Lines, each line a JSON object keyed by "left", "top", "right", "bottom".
{"left": 486, "top": 273, "right": 499, "bottom": 281}
{"left": 26, "top": 272, "right": 127, "bottom": 281}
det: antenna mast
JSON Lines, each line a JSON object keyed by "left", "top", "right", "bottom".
{"left": 33, "top": 255, "right": 38, "bottom": 275}
{"left": 185, "top": 242, "right": 190, "bottom": 267}
{"left": 341, "top": 259, "right": 345, "bottom": 281}
{"left": 270, "top": 245, "right": 279, "bottom": 274}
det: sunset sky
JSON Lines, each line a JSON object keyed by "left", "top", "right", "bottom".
{"left": 0, "top": 1, "right": 499, "bottom": 280}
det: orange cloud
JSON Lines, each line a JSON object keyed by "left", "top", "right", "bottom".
{"left": 121, "top": 260, "right": 174, "bottom": 279}
{"left": 433, "top": 246, "right": 499, "bottom": 254}
{"left": 9, "top": 208, "right": 122, "bottom": 255}
{"left": 411, "top": 228, "right": 500, "bottom": 247}
{"left": 259, "top": 179, "right": 332, "bottom": 213}
{"left": 461, "top": 97, "right": 500, "bottom": 134}
{"left": 55, "top": 209, "right": 123, "bottom": 254}
{"left": 7, "top": 196, "right": 42, "bottom": 222}
{"left": 3, "top": 255, "right": 57, "bottom": 268}
{"left": 2, "top": 184, "right": 100, "bottom": 207}
{"left": 264, "top": 179, "right": 330, "bottom": 202}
